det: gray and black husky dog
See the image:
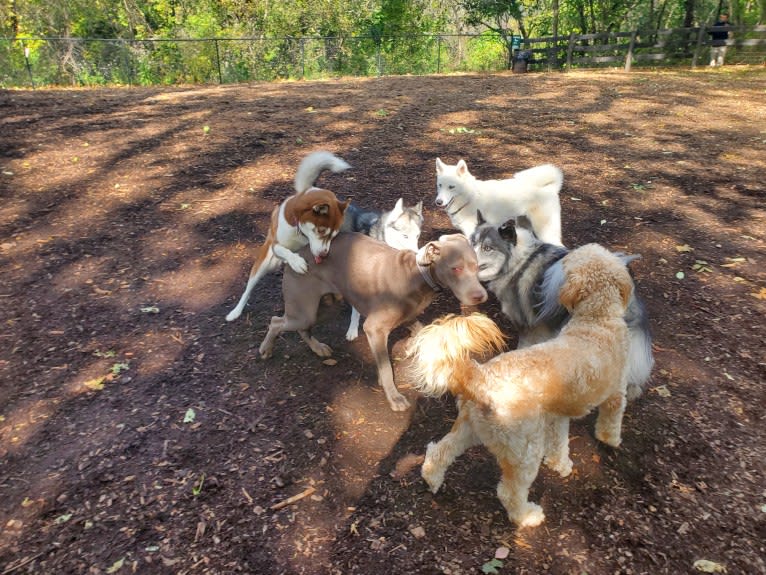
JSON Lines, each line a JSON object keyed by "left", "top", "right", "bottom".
{"left": 470, "top": 211, "right": 654, "bottom": 400}
{"left": 341, "top": 197, "right": 424, "bottom": 340}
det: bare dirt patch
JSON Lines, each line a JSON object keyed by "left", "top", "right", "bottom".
{"left": 1, "top": 68, "right": 765, "bottom": 574}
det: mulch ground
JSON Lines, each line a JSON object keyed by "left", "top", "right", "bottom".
{"left": 1, "top": 68, "right": 764, "bottom": 575}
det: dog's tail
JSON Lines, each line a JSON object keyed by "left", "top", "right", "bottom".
{"left": 624, "top": 295, "right": 655, "bottom": 400}
{"left": 409, "top": 313, "right": 506, "bottom": 398}
{"left": 513, "top": 163, "right": 564, "bottom": 196}
{"left": 294, "top": 151, "right": 351, "bottom": 194}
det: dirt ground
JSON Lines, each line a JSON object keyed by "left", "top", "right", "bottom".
{"left": 1, "top": 68, "right": 764, "bottom": 575}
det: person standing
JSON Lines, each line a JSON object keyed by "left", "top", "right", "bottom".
{"left": 709, "top": 13, "right": 730, "bottom": 67}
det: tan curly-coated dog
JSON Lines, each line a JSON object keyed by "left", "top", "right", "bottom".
{"left": 409, "top": 243, "right": 634, "bottom": 527}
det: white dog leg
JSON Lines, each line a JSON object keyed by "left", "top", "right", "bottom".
{"left": 422, "top": 409, "right": 478, "bottom": 493}
{"left": 226, "top": 250, "right": 281, "bottom": 321}
{"left": 345, "top": 307, "right": 361, "bottom": 341}
{"left": 543, "top": 414, "right": 572, "bottom": 477}
{"left": 595, "top": 392, "right": 627, "bottom": 447}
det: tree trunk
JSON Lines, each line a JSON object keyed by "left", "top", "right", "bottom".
{"left": 683, "top": 0, "right": 695, "bottom": 27}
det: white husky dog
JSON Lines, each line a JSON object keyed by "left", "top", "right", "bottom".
{"left": 435, "top": 158, "right": 564, "bottom": 246}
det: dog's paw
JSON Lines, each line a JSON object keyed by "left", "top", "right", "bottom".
{"left": 287, "top": 256, "right": 308, "bottom": 274}
{"left": 421, "top": 467, "right": 444, "bottom": 494}
{"left": 258, "top": 344, "right": 273, "bottom": 360}
{"left": 309, "top": 340, "right": 333, "bottom": 357}
{"left": 345, "top": 328, "right": 359, "bottom": 341}
{"left": 595, "top": 428, "right": 622, "bottom": 448}
{"left": 514, "top": 503, "right": 545, "bottom": 528}
{"left": 421, "top": 444, "right": 445, "bottom": 493}
{"left": 545, "top": 456, "right": 573, "bottom": 478}
{"left": 225, "top": 309, "right": 241, "bottom": 322}
{"left": 387, "top": 392, "right": 411, "bottom": 412}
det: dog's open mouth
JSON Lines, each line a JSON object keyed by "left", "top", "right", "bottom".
{"left": 314, "top": 255, "right": 325, "bottom": 264}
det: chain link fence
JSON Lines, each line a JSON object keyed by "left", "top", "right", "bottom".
{"left": 1, "top": 28, "right": 763, "bottom": 88}
{"left": 0, "top": 34, "right": 508, "bottom": 88}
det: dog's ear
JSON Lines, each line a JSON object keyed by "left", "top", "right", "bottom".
{"left": 497, "top": 219, "right": 517, "bottom": 244}
{"left": 558, "top": 276, "right": 584, "bottom": 311}
{"left": 312, "top": 203, "right": 330, "bottom": 215}
{"left": 617, "top": 275, "right": 633, "bottom": 309}
{"left": 435, "top": 157, "right": 444, "bottom": 174}
{"left": 419, "top": 241, "right": 442, "bottom": 265}
{"left": 413, "top": 200, "right": 423, "bottom": 216}
{"left": 391, "top": 197, "right": 404, "bottom": 218}
{"left": 476, "top": 210, "right": 486, "bottom": 226}
{"left": 456, "top": 159, "right": 469, "bottom": 178}
{"left": 338, "top": 199, "right": 350, "bottom": 214}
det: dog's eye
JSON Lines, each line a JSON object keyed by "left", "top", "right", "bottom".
{"left": 448, "top": 185, "right": 455, "bottom": 190}
{"left": 482, "top": 245, "right": 492, "bottom": 253}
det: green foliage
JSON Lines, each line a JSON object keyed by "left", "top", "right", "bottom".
{"left": 465, "top": 31, "right": 506, "bottom": 71}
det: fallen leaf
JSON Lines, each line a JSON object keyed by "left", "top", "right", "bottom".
{"left": 495, "top": 546, "right": 510, "bottom": 559}
{"left": 482, "top": 558, "right": 504, "bottom": 574}
{"left": 654, "top": 385, "right": 672, "bottom": 397}
{"left": 693, "top": 559, "right": 727, "bottom": 573}
{"left": 83, "top": 377, "right": 105, "bottom": 391}
{"left": 409, "top": 526, "right": 426, "bottom": 538}
{"left": 751, "top": 287, "right": 766, "bottom": 300}
{"left": 183, "top": 408, "right": 196, "bottom": 423}
{"left": 54, "top": 513, "right": 72, "bottom": 524}
{"left": 675, "top": 244, "right": 694, "bottom": 252}
{"left": 675, "top": 271, "right": 685, "bottom": 280}
{"left": 106, "top": 557, "right": 125, "bottom": 573}
{"left": 322, "top": 359, "right": 337, "bottom": 366}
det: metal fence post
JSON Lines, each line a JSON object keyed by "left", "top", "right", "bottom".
{"left": 22, "top": 42, "right": 35, "bottom": 88}
{"left": 214, "top": 39, "right": 223, "bottom": 83}
{"left": 436, "top": 35, "right": 442, "bottom": 74}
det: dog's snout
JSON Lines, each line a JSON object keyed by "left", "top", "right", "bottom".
{"left": 471, "top": 288, "right": 488, "bottom": 305}
{"left": 435, "top": 197, "right": 444, "bottom": 207}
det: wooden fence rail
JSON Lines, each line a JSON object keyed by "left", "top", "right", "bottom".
{"left": 518, "top": 25, "right": 766, "bottom": 71}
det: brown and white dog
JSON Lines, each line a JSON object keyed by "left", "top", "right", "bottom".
{"left": 226, "top": 151, "right": 350, "bottom": 322}
{"left": 409, "top": 244, "right": 634, "bottom": 526}
{"left": 257, "top": 232, "right": 488, "bottom": 411}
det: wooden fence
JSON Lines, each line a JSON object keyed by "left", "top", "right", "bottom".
{"left": 517, "top": 25, "right": 766, "bottom": 71}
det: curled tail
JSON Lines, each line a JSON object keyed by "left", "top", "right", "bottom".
{"left": 294, "top": 151, "right": 351, "bottom": 193}
{"left": 408, "top": 313, "right": 506, "bottom": 397}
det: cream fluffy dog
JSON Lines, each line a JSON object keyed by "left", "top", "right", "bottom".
{"left": 408, "top": 243, "right": 634, "bottom": 527}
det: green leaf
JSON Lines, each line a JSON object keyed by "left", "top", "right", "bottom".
{"left": 54, "top": 513, "right": 72, "bottom": 524}
{"left": 106, "top": 557, "right": 125, "bottom": 573}
{"left": 110, "top": 362, "right": 129, "bottom": 375}
{"left": 183, "top": 408, "right": 196, "bottom": 423}
{"left": 675, "top": 271, "right": 685, "bottom": 279}
{"left": 481, "top": 558, "right": 503, "bottom": 574}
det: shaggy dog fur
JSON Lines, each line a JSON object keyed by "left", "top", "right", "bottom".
{"left": 409, "top": 244, "right": 634, "bottom": 527}
{"left": 470, "top": 213, "right": 654, "bottom": 400}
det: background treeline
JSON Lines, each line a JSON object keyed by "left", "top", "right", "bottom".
{"left": 1, "top": 0, "right": 764, "bottom": 86}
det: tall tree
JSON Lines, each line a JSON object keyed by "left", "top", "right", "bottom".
{"left": 460, "top": 0, "right": 527, "bottom": 67}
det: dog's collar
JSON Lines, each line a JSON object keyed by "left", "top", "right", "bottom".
{"left": 417, "top": 262, "right": 441, "bottom": 291}
{"left": 416, "top": 247, "right": 441, "bottom": 291}
{"left": 446, "top": 198, "right": 471, "bottom": 217}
